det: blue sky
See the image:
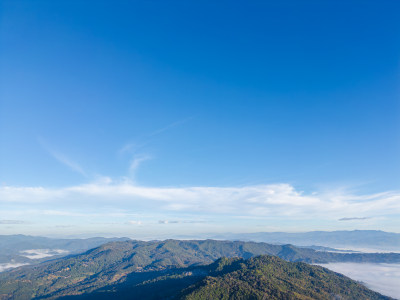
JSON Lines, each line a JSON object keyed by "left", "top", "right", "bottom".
{"left": 1, "top": 0, "right": 399, "bottom": 237}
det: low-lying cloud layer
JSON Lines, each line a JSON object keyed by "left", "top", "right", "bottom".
{"left": 0, "top": 263, "right": 29, "bottom": 273}
{"left": 319, "top": 263, "right": 400, "bottom": 299}
{"left": 19, "top": 249, "right": 69, "bottom": 260}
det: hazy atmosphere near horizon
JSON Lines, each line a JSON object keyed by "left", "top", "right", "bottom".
{"left": 1, "top": 0, "right": 399, "bottom": 239}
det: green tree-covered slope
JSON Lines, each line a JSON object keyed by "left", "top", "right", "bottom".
{"left": 0, "top": 240, "right": 398, "bottom": 299}
{"left": 181, "top": 256, "right": 391, "bottom": 300}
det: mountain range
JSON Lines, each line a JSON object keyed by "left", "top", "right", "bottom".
{"left": 0, "top": 239, "right": 398, "bottom": 299}
{"left": 0, "top": 235, "right": 130, "bottom": 268}
{"left": 212, "top": 230, "right": 400, "bottom": 251}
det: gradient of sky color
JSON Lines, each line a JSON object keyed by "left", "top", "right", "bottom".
{"left": 1, "top": 0, "right": 399, "bottom": 237}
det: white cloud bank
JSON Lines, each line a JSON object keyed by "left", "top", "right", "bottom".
{"left": 19, "top": 249, "right": 69, "bottom": 259}
{"left": 1, "top": 181, "right": 399, "bottom": 221}
{"left": 319, "top": 263, "right": 400, "bottom": 299}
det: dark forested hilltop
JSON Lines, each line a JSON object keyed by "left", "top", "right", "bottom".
{"left": 0, "top": 239, "right": 398, "bottom": 299}
{"left": 180, "top": 256, "right": 391, "bottom": 300}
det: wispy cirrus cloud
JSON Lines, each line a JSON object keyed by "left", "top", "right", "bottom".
{"left": 118, "top": 118, "right": 193, "bottom": 181}
{"left": 119, "top": 117, "right": 192, "bottom": 154}
{"left": 48, "top": 151, "right": 87, "bottom": 177}
{"left": 129, "top": 154, "right": 152, "bottom": 179}
{"left": 149, "top": 117, "right": 193, "bottom": 137}
{"left": 38, "top": 137, "right": 87, "bottom": 177}
{"left": 119, "top": 143, "right": 135, "bottom": 155}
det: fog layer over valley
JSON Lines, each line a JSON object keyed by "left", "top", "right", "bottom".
{"left": 19, "top": 249, "right": 69, "bottom": 259}
{"left": 0, "top": 235, "right": 130, "bottom": 272}
{"left": 319, "top": 263, "right": 400, "bottom": 299}
{"left": 0, "top": 263, "right": 29, "bottom": 273}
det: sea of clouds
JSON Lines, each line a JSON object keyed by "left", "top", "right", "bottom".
{"left": 319, "top": 262, "right": 400, "bottom": 299}
{"left": 19, "top": 249, "right": 69, "bottom": 259}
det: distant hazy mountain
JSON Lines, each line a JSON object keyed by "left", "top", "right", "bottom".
{"left": 0, "top": 235, "right": 130, "bottom": 268}
{"left": 0, "top": 239, "right": 399, "bottom": 299}
{"left": 214, "top": 230, "right": 400, "bottom": 251}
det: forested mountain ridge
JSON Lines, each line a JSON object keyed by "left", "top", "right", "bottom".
{"left": 2, "top": 231, "right": 399, "bottom": 269}
{"left": 180, "top": 256, "right": 391, "bottom": 300}
{"left": 0, "top": 239, "right": 398, "bottom": 299}
{"left": 0, "top": 235, "right": 130, "bottom": 266}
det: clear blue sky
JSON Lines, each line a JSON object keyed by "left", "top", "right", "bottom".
{"left": 1, "top": 0, "right": 399, "bottom": 237}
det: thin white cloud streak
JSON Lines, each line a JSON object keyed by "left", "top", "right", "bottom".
{"left": 0, "top": 182, "right": 399, "bottom": 221}
{"left": 38, "top": 137, "right": 87, "bottom": 177}
{"left": 118, "top": 117, "right": 192, "bottom": 157}
{"left": 129, "top": 154, "right": 152, "bottom": 176}
{"left": 49, "top": 151, "right": 87, "bottom": 177}
{"left": 118, "top": 142, "right": 148, "bottom": 156}
{"left": 149, "top": 117, "right": 193, "bottom": 137}
{"left": 119, "top": 143, "right": 135, "bottom": 154}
